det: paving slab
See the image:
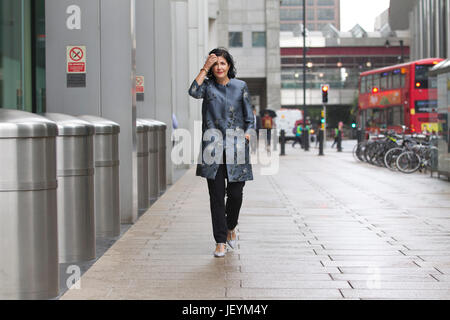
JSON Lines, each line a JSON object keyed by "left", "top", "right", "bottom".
{"left": 61, "top": 141, "right": 450, "bottom": 300}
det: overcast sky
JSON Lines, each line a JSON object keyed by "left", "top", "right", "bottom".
{"left": 340, "top": 0, "right": 390, "bottom": 32}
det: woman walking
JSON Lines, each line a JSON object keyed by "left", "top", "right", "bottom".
{"left": 188, "top": 48, "right": 255, "bottom": 257}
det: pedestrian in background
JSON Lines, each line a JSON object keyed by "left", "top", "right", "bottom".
{"left": 188, "top": 47, "right": 255, "bottom": 258}
{"left": 292, "top": 122, "right": 302, "bottom": 148}
{"left": 252, "top": 106, "right": 261, "bottom": 151}
{"left": 331, "top": 127, "right": 339, "bottom": 148}
{"left": 261, "top": 111, "right": 273, "bottom": 149}
{"left": 337, "top": 121, "right": 343, "bottom": 152}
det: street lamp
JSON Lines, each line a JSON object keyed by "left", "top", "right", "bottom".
{"left": 302, "top": 0, "right": 308, "bottom": 151}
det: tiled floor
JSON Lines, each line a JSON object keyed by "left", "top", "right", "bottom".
{"left": 61, "top": 141, "right": 450, "bottom": 300}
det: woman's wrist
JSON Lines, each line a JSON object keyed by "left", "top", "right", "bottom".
{"left": 201, "top": 67, "right": 209, "bottom": 74}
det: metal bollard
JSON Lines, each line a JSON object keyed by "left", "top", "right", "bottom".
{"left": 357, "top": 128, "right": 362, "bottom": 143}
{"left": 319, "top": 129, "right": 324, "bottom": 156}
{"left": 0, "top": 109, "right": 59, "bottom": 299}
{"left": 304, "top": 128, "right": 310, "bottom": 151}
{"left": 280, "top": 130, "right": 286, "bottom": 156}
{"left": 78, "top": 115, "right": 120, "bottom": 237}
{"left": 144, "top": 119, "right": 167, "bottom": 196}
{"left": 136, "top": 120, "right": 149, "bottom": 214}
{"left": 44, "top": 113, "right": 96, "bottom": 263}
{"left": 137, "top": 119, "right": 159, "bottom": 203}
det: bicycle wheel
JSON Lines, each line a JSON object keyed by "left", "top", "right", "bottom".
{"left": 364, "top": 142, "right": 377, "bottom": 164}
{"left": 356, "top": 142, "right": 366, "bottom": 162}
{"left": 384, "top": 147, "right": 403, "bottom": 171}
{"left": 352, "top": 143, "right": 359, "bottom": 161}
{"left": 396, "top": 151, "right": 421, "bottom": 173}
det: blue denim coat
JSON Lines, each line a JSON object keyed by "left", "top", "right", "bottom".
{"left": 188, "top": 78, "right": 255, "bottom": 182}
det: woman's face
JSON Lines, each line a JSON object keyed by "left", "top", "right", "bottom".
{"left": 212, "top": 56, "right": 230, "bottom": 81}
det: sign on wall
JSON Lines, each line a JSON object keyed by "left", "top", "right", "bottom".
{"left": 136, "top": 76, "right": 144, "bottom": 101}
{"left": 66, "top": 45, "right": 86, "bottom": 87}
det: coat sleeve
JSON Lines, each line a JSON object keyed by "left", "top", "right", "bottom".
{"left": 188, "top": 79, "right": 207, "bottom": 99}
{"left": 242, "top": 83, "right": 255, "bottom": 134}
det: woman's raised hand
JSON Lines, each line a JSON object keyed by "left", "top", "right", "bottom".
{"left": 203, "top": 54, "right": 218, "bottom": 71}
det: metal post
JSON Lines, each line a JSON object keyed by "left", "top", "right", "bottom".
{"left": 400, "top": 39, "right": 404, "bottom": 63}
{"left": 302, "top": 0, "right": 307, "bottom": 151}
{"left": 324, "top": 105, "right": 327, "bottom": 146}
{"left": 357, "top": 127, "right": 362, "bottom": 143}
{"left": 319, "top": 129, "right": 324, "bottom": 156}
{"left": 280, "top": 130, "right": 286, "bottom": 156}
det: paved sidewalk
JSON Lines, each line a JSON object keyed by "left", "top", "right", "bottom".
{"left": 62, "top": 141, "right": 450, "bottom": 300}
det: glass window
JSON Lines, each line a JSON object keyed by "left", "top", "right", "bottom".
{"left": 229, "top": 32, "right": 243, "bottom": 47}
{"left": 366, "top": 75, "right": 373, "bottom": 92}
{"left": 281, "top": 0, "right": 303, "bottom": 5}
{"left": 281, "top": 0, "right": 316, "bottom": 5}
{"left": 317, "top": 8, "right": 335, "bottom": 20}
{"left": 317, "top": 0, "right": 335, "bottom": 5}
{"left": 0, "top": 0, "right": 45, "bottom": 112}
{"left": 360, "top": 77, "right": 366, "bottom": 94}
{"left": 415, "top": 64, "right": 434, "bottom": 89}
{"left": 372, "top": 108, "right": 387, "bottom": 127}
{"left": 280, "top": 8, "right": 303, "bottom": 20}
{"left": 373, "top": 73, "right": 380, "bottom": 90}
{"left": 391, "top": 69, "right": 401, "bottom": 88}
{"left": 252, "top": 32, "right": 266, "bottom": 47}
{"left": 380, "top": 72, "right": 389, "bottom": 91}
{"left": 387, "top": 106, "right": 403, "bottom": 126}
{"left": 400, "top": 73, "right": 406, "bottom": 88}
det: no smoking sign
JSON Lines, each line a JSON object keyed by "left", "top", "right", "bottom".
{"left": 67, "top": 45, "right": 86, "bottom": 73}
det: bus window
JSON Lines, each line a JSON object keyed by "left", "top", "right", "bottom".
{"left": 392, "top": 69, "right": 401, "bottom": 88}
{"left": 400, "top": 73, "right": 406, "bottom": 88}
{"left": 372, "top": 108, "right": 386, "bottom": 128}
{"left": 387, "top": 106, "right": 403, "bottom": 126}
{"left": 380, "top": 72, "right": 389, "bottom": 90}
{"left": 365, "top": 109, "right": 373, "bottom": 127}
{"left": 415, "top": 64, "right": 434, "bottom": 89}
{"left": 360, "top": 77, "right": 366, "bottom": 93}
{"left": 373, "top": 73, "right": 380, "bottom": 90}
{"left": 366, "top": 75, "right": 373, "bottom": 93}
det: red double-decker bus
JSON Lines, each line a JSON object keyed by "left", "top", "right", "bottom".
{"left": 358, "top": 58, "right": 444, "bottom": 138}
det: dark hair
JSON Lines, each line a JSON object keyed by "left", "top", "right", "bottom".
{"left": 207, "top": 47, "right": 237, "bottom": 80}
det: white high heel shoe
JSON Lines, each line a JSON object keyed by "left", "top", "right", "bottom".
{"left": 227, "top": 229, "right": 237, "bottom": 249}
{"left": 214, "top": 243, "right": 226, "bottom": 257}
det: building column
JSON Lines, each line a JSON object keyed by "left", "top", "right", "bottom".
{"left": 265, "top": 0, "right": 281, "bottom": 110}
{"left": 45, "top": 0, "right": 138, "bottom": 224}
{"left": 447, "top": 0, "right": 450, "bottom": 57}
{"left": 154, "top": 0, "right": 174, "bottom": 185}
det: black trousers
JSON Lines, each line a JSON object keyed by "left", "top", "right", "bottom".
{"left": 207, "top": 164, "right": 245, "bottom": 244}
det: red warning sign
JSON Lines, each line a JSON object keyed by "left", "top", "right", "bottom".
{"left": 136, "top": 76, "right": 145, "bottom": 93}
{"left": 67, "top": 46, "right": 86, "bottom": 73}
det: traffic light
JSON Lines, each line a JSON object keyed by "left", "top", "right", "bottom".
{"left": 351, "top": 122, "right": 356, "bottom": 128}
{"left": 321, "top": 84, "right": 329, "bottom": 103}
{"left": 320, "top": 110, "right": 325, "bottom": 130}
